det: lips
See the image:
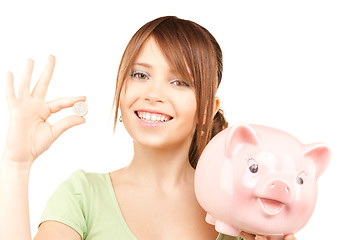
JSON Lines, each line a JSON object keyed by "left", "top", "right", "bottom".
{"left": 258, "top": 198, "right": 285, "bottom": 216}
{"left": 135, "top": 111, "right": 173, "bottom": 123}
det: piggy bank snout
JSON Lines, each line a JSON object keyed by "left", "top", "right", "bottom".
{"left": 259, "top": 180, "right": 292, "bottom": 204}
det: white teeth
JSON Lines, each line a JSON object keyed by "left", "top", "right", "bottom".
{"left": 137, "top": 111, "right": 171, "bottom": 122}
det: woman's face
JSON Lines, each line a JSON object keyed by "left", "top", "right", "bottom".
{"left": 119, "top": 37, "right": 198, "bottom": 151}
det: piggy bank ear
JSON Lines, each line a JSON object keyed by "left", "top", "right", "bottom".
{"left": 303, "top": 143, "right": 331, "bottom": 179}
{"left": 225, "top": 123, "right": 261, "bottom": 158}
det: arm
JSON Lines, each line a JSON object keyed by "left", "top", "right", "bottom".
{"left": 0, "top": 56, "right": 85, "bottom": 240}
{"left": 35, "top": 221, "right": 81, "bottom": 240}
{"left": 0, "top": 159, "right": 32, "bottom": 240}
{"left": 0, "top": 161, "right": 81, "bottom": 240}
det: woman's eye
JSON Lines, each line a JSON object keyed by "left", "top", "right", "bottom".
{"left": 130, "top": 70, "right": 149, "bottom": 80}
{"left": 170, "top": 79, "right": 190, "bottom": 87}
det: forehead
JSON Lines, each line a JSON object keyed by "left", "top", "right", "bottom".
{"left": 133, "top": 36, "right": 193, "bottom": 82}
{"left": 133, "top": 37, "right": 173, "bottom": 72}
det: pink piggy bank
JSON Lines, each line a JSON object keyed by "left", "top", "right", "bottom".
{"left": 194, "top": 123, "right": 330, "bottom": 239}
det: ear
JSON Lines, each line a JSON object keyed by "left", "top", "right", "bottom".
{"left": 213, "top": 96, "right": 221, "bottom": 118}
{"left": 202, "top": 97, "right": 221, "bottom": 125}
{"left": 225, "top": 123, "right": 261, "bottom": 158}
{"left": 303, "top": 143, "right": 331, "bottom": 179}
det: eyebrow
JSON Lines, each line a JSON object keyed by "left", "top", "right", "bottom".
{"left": 133, "top": 62, "right": 153, "bottom": 69}
{"left": 132, "top": 62, "right": 178, "bottom": 75}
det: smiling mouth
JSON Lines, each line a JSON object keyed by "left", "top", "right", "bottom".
{"left": 135, "top": 111, "right": 173, "bottom": 123}
{"left": 258, "top": 198, "right": 285, "bottom": 216}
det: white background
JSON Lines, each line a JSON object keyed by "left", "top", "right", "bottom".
{"left": 0, "top": 0, "right": 359, "bottom": 239}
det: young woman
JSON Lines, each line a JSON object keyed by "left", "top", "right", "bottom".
{"left": 0, "top": 16, "right": 296, "bottom": 240}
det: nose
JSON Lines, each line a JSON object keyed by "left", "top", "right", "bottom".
{"left": 263, "top": 180, "right": 292, "bottom": 204}
{"left": 144, "top": 78, "right": 166, "bottom": 103}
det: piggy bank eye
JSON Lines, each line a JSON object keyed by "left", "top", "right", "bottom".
{"left": 297, "top": 172, "right": 307, "bottom": 185}
{"left": 296, "top": 177, "right": 304, "bottom": 185}
{"left": 249, "top": 164, "right": 258, "bottom": 173}
{"left": 248, "top": 158, "right": 258, "bottom": 174}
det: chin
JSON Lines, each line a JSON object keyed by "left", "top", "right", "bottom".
{"left": 132, "top": 130, "right": 193, "bottom": 152}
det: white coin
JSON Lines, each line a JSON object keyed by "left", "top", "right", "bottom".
{"left": 73, "top": 101, "right": 88, "bottom": 116}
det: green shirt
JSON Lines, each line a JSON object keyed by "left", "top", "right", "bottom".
{"left": 39, "top": 170, "right": 241, "bottom": 240}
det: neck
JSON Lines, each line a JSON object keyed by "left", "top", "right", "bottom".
{"left": 125, "top": 140, "right": 195, "bottom": 190}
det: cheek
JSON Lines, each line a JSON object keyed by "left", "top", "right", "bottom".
{"left": 233, "top": 162, "right": 255, "bottom": 196}
{"left": 119, "top": 91, "right": 129, "bottom": 118}
{"left": 119, "top": 89, "right": 125, "bottom": 110}
{"left": 119, "top": 82, "right": 137, "bottom": 110}
{"left": 289, "top": 183, "right": 318, "bottom": 223}
{"left": 241, "top": 170, "right": 259, "bottom": 190}
{"left": 119, "top": 87, "right": 137, "bottom": 127}
{"left": 176, "top": 91, "right": 197, "bottom": 121}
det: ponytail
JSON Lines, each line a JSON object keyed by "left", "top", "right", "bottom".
{"left": 211, "top": 109, "right": 228, "bottom": 139}
{"left": 189, "top": 108, "right": 228, "bottom": 169}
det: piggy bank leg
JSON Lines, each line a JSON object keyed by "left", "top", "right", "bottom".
{"left": 205, "top": 213, "right": 216, "bottom": 225}
{"left": 215, "top": 221, "right": 241, "bottom": 237}
{"left": 206, "top": 213, "right": 240, "bottom": 236}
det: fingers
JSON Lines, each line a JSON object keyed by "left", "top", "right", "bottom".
{"left": 239, "top": 232, "right": 256, "bottom": 240}
{"left": 6, "top": 72, "right": 16, "bottom": 106}
{"left": 47, "top": 96, "right": 86, "bottom": 114}
{"left": 31, "top": 55, "right": 55, "bottom": 99}
{"left": 18, "top": 59, "right": 34, "bottom": 98}
{"left": 51, "top": 115, "right": 85, "bottom": 141}
{"left": 254, "top": 234, "right": 296, "bottom": 240}
{"left": 47, "top": 96, "right": 87, "bottom": 141}
{"left": 284, "top": 234, "right": 296, "bottom": 240}
{"left": 254, "top": 236, "right": 267, "bottom": 240}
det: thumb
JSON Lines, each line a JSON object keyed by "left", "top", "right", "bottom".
{"left": 51, "top": 115, "right": 85, "bottom": 140}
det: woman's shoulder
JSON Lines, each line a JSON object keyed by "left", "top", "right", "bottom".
{"left": 62, "top": 169, "right": 110, "bottom": 193}
{"left": 65, "top": 169, "right": 104, "bottom": 182}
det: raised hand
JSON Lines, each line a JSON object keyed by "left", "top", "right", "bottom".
{"left": 3, "top": 55, "right": 86, "bottom": 166}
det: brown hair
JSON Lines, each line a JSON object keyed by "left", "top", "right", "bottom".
{"left": 113, "top": 16, "right": 228, "bottom": 168}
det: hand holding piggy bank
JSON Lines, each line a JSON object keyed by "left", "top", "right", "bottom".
{"left": 195, "top": 123, "right": 330, "bottom": 240}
